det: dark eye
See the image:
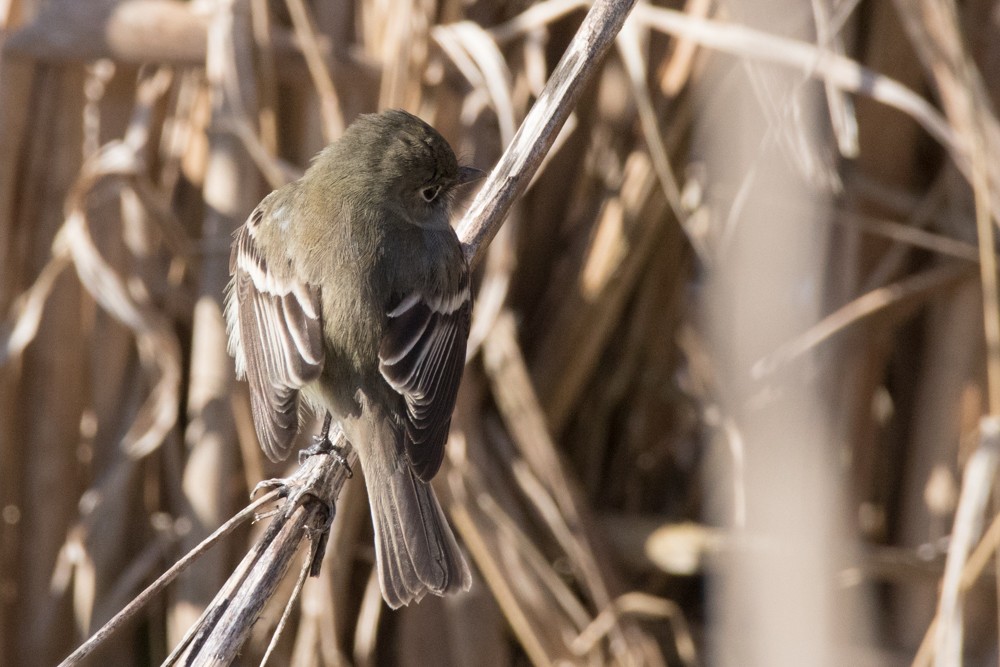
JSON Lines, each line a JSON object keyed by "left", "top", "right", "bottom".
{"left": 421, "top": 185, "right": 441, "bottom": 202}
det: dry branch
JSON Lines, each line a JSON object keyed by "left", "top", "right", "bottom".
{"left": 457, "top": 0, "right": 639, "bottom": 268}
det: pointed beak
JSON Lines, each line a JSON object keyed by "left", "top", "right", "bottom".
{"left": 457, "top": 166, "right": 486, "bottom": 185}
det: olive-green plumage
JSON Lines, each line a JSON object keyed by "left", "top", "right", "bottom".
{"left": 225, "top": 109, "right": 481, "bottom": 607}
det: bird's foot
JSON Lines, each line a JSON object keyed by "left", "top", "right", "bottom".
{"left": 250, "top": 454, "right": 341, "bottom": 575}
{"left": 252, "top": 472, "right": 335, "bottom": 531}
{"left": 299, "top": 435, "right": 353, "bottom": 478}
{"left": 299, "top": 412, "right": 353, "bottom": 478}
{"left": 249, "top": 421, "right": 355, "bottom": 576}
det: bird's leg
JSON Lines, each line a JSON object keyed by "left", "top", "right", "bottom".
{"left": 298, "top": 412, "right": 353, "bottom": 477}
{"left": 253, "top": 414, "right": 343, "bottom": 517}
{"left": 250, "top": 424, "right": 357, "bottom": 575}
{"left": 298, "top": 412, "right": 333, "bottom": 462}
{"left": 249, "top": 414, "right": 360, "bottom": 576}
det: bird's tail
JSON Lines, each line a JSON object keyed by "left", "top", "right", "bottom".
{"left": 364, "top": 458, "right": 471, "bottom": 608}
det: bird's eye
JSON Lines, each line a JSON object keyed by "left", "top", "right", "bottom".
{"left": 421, "top": 185, "right": 441, "bottom": 202}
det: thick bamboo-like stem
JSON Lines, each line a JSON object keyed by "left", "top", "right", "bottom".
{"left": 167, "top": 0, "right": 257, "bottom": 648}
{"left": 4, "top": 64, "right": 88, "bottom": 667}
{"left": 3, "top": 0, "right": 210, "bottom": 64}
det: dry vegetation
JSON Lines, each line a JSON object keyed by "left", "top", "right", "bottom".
{"left": 2, "top": 0, "right": 1000, "bottom": 665}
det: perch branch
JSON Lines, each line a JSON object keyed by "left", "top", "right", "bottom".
{"left": 457, "top": 0, "right": 639, "bottom": 269}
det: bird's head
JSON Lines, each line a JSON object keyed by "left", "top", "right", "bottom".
{"left": 315, "top": 109, "right": 484, "bottom": 230}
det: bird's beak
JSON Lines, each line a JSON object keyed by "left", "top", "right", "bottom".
{"left": 457, "top": 166, "right": 486, "bottom": 185}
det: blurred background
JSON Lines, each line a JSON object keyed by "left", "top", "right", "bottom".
{"left": 2, "top": 0, "right": 1000, "bottom": 664}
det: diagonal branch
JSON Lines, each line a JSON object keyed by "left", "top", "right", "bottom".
{"left": 457, "top": 0, "right": 639, "bottom": 268}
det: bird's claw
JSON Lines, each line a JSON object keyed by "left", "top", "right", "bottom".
{"left": 299, "top": 435, "right": 353, "bottom": 478}
{"left": 252, "top": 477, "right": 291, "bottom": 499}
{"left": 249, "top": 473, "right": 332, "bottom": 521}
{"left": 248, "top": 442, "right": 352, "bottom": 575}
{"left": 298, "top": 433, "right": 332, "bottom": 464}
{"left": 251, "top": 478, "right": 291, "bottom": 521}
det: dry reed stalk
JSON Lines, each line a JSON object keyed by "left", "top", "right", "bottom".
{"left": 891, "top": 0, "right": 1000, "bottom": 661}
{"left": 167, "top": 0, "right": 255, "bottom": 647}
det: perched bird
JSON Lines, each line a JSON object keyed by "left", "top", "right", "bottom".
{"left": 224, "top": 109, "right": 481, "bottom": 607}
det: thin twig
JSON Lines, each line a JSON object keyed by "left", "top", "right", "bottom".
{"left": 58, "top": 491, "right": 279, "bottom": 666}
{"left": 260, "top": 545, "right": 313, "bottom": 666}
{"left": 753, "top": 262, "right": 973, "bottom": 377}
{"left": 911, "top": 422, "right": 1000, "bottom": 667}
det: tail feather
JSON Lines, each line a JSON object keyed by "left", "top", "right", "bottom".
{"left": 367, "top": 464, "right": 471, "bottom": 608}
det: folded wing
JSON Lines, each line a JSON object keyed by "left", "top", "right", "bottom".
{"left": 226, "top": 206, "right": 324, "bottom": 461}
{"left": 378, "top": 276, "right": 471, "bottom": 481}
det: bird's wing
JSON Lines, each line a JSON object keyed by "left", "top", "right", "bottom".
{"left": 226, "top": 205, "right": 324, "bottom": 462}
{"left": 378, "top": 273, "right": 471, "bottom": 481}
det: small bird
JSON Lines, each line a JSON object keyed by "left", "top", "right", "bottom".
{"left": 224, "top": 109, "right": 481, "bottom": 607}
